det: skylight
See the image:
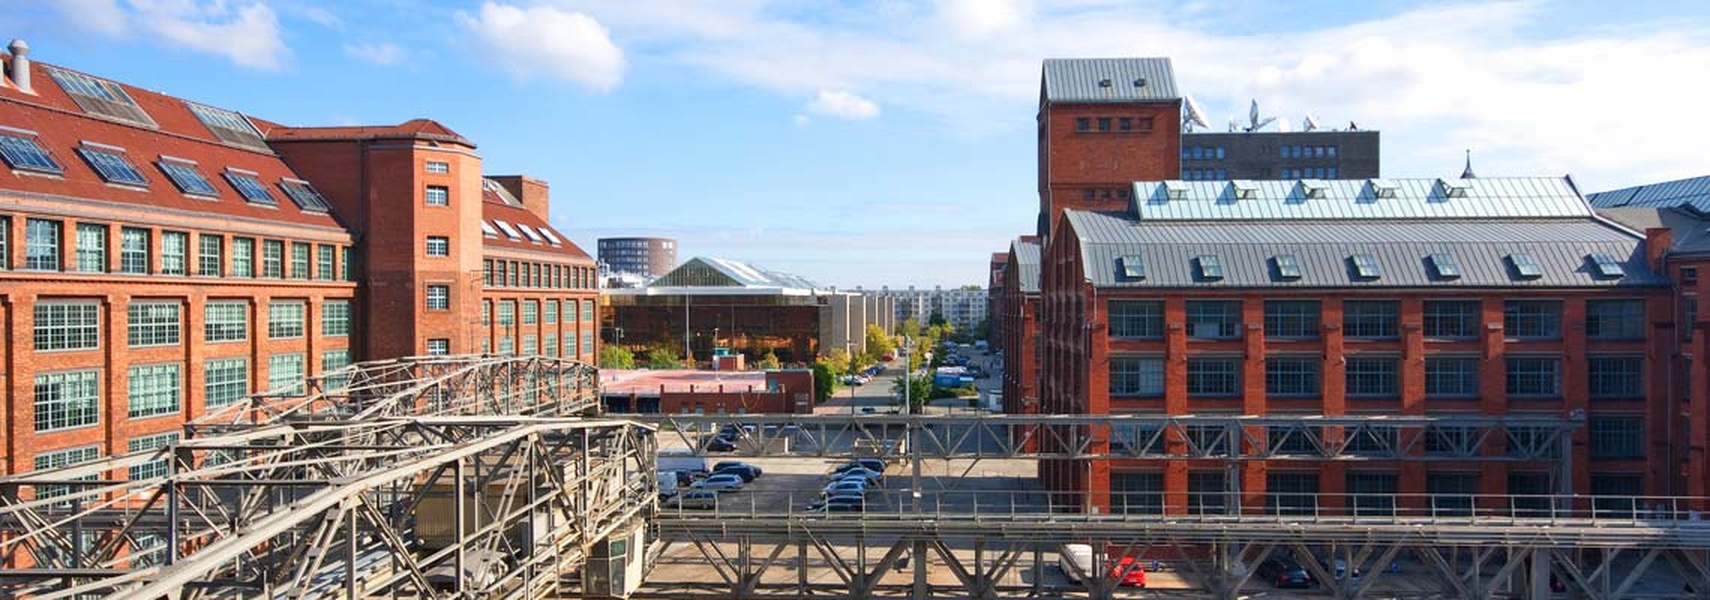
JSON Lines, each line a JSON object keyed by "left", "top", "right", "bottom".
{"left": 76, "top": 146, "right": 147, "bottom": 186}
{"left": 1508, "top": 253, "right": 1542, "bottom": 279}
{"left": 516, "top": 223, "right": 546, "bottom": 243}
{"left": 1119, "top": 255, "right": 1146, "bottom": 280}
{"left": 1299, "top": 179, "right": 1328, "bottom": 199}
{"left": 187, "top": 103, "right": 268, "bottom": 149}
{"left": 492, "top": 220, "right": 523, "bottom": 240}
{"left": 224, "top": 170, "right": 276, "bottom": 205}
{"left": 1162, "top": 180, "right": 1189, "bottom": 200}
{"left": 157, "top": 159, "right": 217, "bottom": 196}
{"left": 1369, "top": 179, "right": 1398, "bottom": 199}
{"left": 279, "top": 179, "right": 331, "bottom": 212}
{"left": 1230, "top": 180, "right": 1258, "bottom": 200}
{"left": 480, "top": 221, "right": 499, "bottom": 237}
{"left": 1350, "top": 254, "right": 1381, "bottom": 279}
{"left": 1194, "top": 255, "right": 1223, "bottom": 281}
{"left": 1589, "top": 253, "right": 1625, "bottom": 278}
{"left": 45, "top": 67, "right": 157, "bottom": 127}
{"left": 0, "top": 132, "right": 63, "bottom": 174}
{"left": 1273, "top": 254, "right": 1301, "bottom": 280}
{"left": 538, "top": 228, "right": 563, "bottom": 247}
{"left": 1428, "top": 253, "right": 1461, "bottom": 279}
{"left": 1438, "top": 178, "right": 1472, "bottom": 198}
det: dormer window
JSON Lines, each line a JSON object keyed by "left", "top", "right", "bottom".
{"left": 1163, "top": 180, "right": 1189, "bottom": 201}
{"left": 1119, "top": 255, "right": 1146, "bottom": 280}
{"left": 1428, "top": 253, "right": 1462, "bottom": 280}
{"left": 1300, "top": 179, "right": 1328, "bottom": 199}
{"left": 1507, "top": 253, "right": 1542, "bottom": 280}
{"left": 1273, "top": 254, "right": 1302, "bottom": 280}
{"left": 1194, "top": 255, "right": 1224, "bottom": 281}
{"left": 1438, "top": 178, "right": 1472, "bottom": 198}
{"left": 1230, "top": 180, "right": 1258, "bottom": 200}
{"left": 1350, "top": 254, "right": 1381, "bottom": 280}
{"left": 1589, "top": 253, "right": 1625, "bottom": 279}
{"left": 1369, "top": 179, "right": 1398, "bottom": 199}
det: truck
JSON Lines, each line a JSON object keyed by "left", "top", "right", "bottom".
{"left": 658, "top": 449, "right": 708, "bottom": 476}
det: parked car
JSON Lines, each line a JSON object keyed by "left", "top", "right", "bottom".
{"left": 838, "top": 458, "right": 887, "bottom": 473}
{"left": 702, "top": 436, "right": 736, "bottom": 452}
{"left": 691, "top": 473, "right": 745, "bottom": 492}
{"left": 808, "top": 493, "right": 866, "bottom": 512}
{"left": 823, "top": 479, "right": 869, "bottom": 497}
{"left": 829, "top": 467, "right": 883, "bottom": 485}
{"left": 663, "top": 490, "right": 720, "bottom": 509}
{"left": 713, "top": 464, "right": 761, "bottom": 482}
{"left": 1059, "top": 544, "right": 1146, "bottom": 587}
{"left": 713, "top": 461, "right": 762, "bottom": 475}
{"left": 1256, "top": 558, "right": 1315, "bottom": 589}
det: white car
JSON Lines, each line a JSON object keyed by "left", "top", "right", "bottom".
{"left": 691, "top": 473, "right": 745, "bottom": 492}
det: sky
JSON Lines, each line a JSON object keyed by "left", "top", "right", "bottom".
{"left": 6, "top": 0, "right": 1710, "bottom": 289}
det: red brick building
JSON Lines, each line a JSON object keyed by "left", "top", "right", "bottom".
{"left": 1000, "top": 237, "right": 1041, "bottom": 421}
{"left": 0, "top": 41, "right": 594, "bottom": 476}
{"left": 1036, "top": 58, "right": 1181, "bottom": 238}
{"left": 1037, "top": 177, "right": 1677, "bottom": 515}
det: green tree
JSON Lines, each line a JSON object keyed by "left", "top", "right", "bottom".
{"left": 821, "top": 348, "right": 852, "bottom": 375}
{"left": 890, "top": 372, "right": 932, "bottom": 412}
{"left": 810, "top": 361, "right": 837, "bottom": 403}
{"left": 757, "top": 350, "right": 781, "bottom": 370}
{"left": 598, "top": 345, "right": 636, "bottom": 369}
{"left": 897, "top": 318, "right": 922, "bottom": 340}
{"left": 644, "top": 342, "right": 683, "bottom": 369}
{"left": 928, "top": 311, "right": 948, "bottom": 328}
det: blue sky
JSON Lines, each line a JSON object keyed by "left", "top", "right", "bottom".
{"left": 7, "top": 0, "right": 1710, "bottom": 288}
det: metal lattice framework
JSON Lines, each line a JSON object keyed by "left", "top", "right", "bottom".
{"left": 0, "top": 355, "right": 656, "bottom": 600}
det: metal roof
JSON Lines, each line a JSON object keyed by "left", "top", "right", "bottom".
{"left": 647, "top": 256, "right": 825, "bottom": 292}
{"left": 1587, "top": 174, "right": 1710, "bottom": 212}
{"left": 1130, "top": 177, "right": 1593, "bottom": 221}
{"left": 1065, "top": 210, "right": 1664, "bottom": 289}
{"left": 1041, "top": 58, "right": 1177, "bottom": 103}
{"left": 1010, "top": 238, "right": 1041, "bottom": 293}
{"left": 1600, "top": 206, "right": 1710, "bottom": 256}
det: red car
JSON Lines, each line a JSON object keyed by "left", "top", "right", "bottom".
{"left": 1109, "top": 556, "right": 1147, "bottom": 587}
{"left": 1061, "top": 544, "right": 1147, "bottom": 588}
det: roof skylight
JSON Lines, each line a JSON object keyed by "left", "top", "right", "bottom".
{"left": 1508, "top": 253, "right": 1542, "bottom": 279}
{"left": 279, "top": 179, "right": 331, "bottom": 212}
{"left": 480, "top": 221, "right": 499, "bottom": 237}
{"left": 157, "top": 159, "right": 218, "bottom": 196}
{"left": 1162, "top": 180, "right": 1189, "bottom": 200}
{"left": 1428, "top": 253, "right": 1461, "bottom": 279}
{"left": 223, "top": 170, "right": 276, "bottom": 205}
{"left": 1273, "top": 254, "right": 1301, "bottom": 280}
{"left": 493, "top": 220, "right": 523, "bottom": 240}
{"left": 1439, "top": 178, "right": 1472, "bottom": 198}
{"left": 45, "top": 67, "right": 157, "bottom": 127}
{"left": 1350, "top": 254, "right": 1381, "bottom": 279}
{"left": 1300, "top": 179, "right": 1328, "bottom": 199}
{"left": 1589, "top": 253, "right": 1625, "bottom": 278}
{"left": 516, "top": 223, "right": 546, "bottom": 243}
{"left": 1195, "top": 255, "right": 1224, "bottom": 281}
{"left": 77, "top": 145, "right": 147, "bottom": 186}
{"left": 1119, "top": 255, "right": 1146, "bottom": 280}
{"left": 1369, "top": 179, "right": 1398, "bottom": 199}
{"left": 0, "top": 132, "right": 63, "bottom": 174}
{"left": 187, "top": 103, "right": 268, "bottom": 149}
{"left": 1230, "top": 180, "right": 1258, "bottom": 200}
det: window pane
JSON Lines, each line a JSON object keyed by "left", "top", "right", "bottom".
{"left": 1345, "top": 356, "right": 1399, "bottom": 398}
{"left": 1425, "top": 356, "right": 1479, "bottom": 398}
{"left": 204, "top": 301, "right": 248, "bottom": 342}
{"left": 75, "top": 223, "right": 107, "bottom": 273}
{"left": 1343, "top": 300, "right": 1399, "bottom": 339}
{"left": 1187, "top": 357, "right": 1240, "bottom": 397}
{"left": 1109, "top": 300, "right": 1163, "bottom": 339}
{"left": 1109, "top": 356, "right": 1164, "bottom": 397}
{"left": 204, "top": 357, "right": 249, "bottom": 408}
{"left": 1586, "top": 299, "right": 1644, "bottom": 340}
{"left": 34, "top": 370, "right": 101, "bottom": 431}
{"left": 127, "top": 363, "right": 181, "bottom": 419}
{"left": 34, "top": 302, "right": 101, "bottom": 351}
{"left": 1504, "top": 300, "right": 1562, "bottom": 339}
{"left": 1505, "top": 356, "right": 1562, "bottom": 398}
{"left": 1186, "top": 300, "right": 1241, "bottom": 339}
{"left": 1265, "top": 356, "right": 1320, "bottom": 397}
{"left": 1423, "top": 300, "right": 1481, "bottom": 338}
{"left": 127, "top": 302, "right": 181, "bottom": 347}
{"left": 1264, "top": 300, "right": 1320, "bottom": 338}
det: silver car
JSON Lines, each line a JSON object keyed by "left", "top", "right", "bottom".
{"left": 691, "top": 473, "right": 745, "bottom": 492}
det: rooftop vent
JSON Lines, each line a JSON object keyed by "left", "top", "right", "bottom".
{"left": 1133, "top": 77, "right": 1147, "bottom": 87}
{"left": 1098, "top": 78, "right": 1112, "bottom": 88}
{"left": 6, "top": 39, "right": 30, "bottom": 94}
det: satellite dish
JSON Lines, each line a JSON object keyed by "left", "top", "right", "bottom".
{"left": 1182, "top": 95, "right": 1211, "bottom": 132}
{"left": 1302, "top": 114, "right": 1319, "bottom": 132}
{"left": 1244, "top": 98, "right": 1277, "bottom": 132}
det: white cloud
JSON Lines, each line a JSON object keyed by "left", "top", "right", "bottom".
{"left": 792, "top": 114, "right": 811, "bottom": 127}
{"left": 558, "top": 0, "right": 1710, "bottom": 189}
{"left": 125, "top": 0, "right": 290, "bottom": 70}
{"left": 805, "top": 90, "right": 881, "bottom": 120}
{"left": 343, "top": 42, "right": 406, "bottom": 66}
{"left": 52, "top": 0, "right": 129, "bottom": 37}
{"left": 936, "top": 0, "right": 1032, "bottom": 39}
{"left": 455, "top": 2, "right": 626, "bottom": 92}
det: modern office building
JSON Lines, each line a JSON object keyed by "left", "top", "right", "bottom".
{"left": 1180, "top": 129, "right": 1380, "bottom": 181}
{"left": 602, "top": 257, "right": 889, "bottom": 364}
{"left": 1035, "top": 177, "right": 1677, "bottom": 515}
{"left": 598, "top": 236, "right": 677, "bottom": 279}
{"left": 0, "top": 40, "right": 597, "bottom": 476}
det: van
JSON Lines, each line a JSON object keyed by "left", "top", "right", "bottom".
{"left": 658, "top": 449, "right": 708, "bottom": 475}
{"left": 657, "top": 471, "right": 680, "bottom": 499}
{"left": 1060, "top": 544, "right": 1094, "bottom": 584}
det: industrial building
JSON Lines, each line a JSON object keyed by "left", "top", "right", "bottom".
{"left": 1180, "top": 129, "right": 1380, "bottom": 181}
{"left": 602, "top": 256, "right": 892, "bottom": 365}
{"left": 0, "top": 40, "right": 597, "bottom": 476}
{"left": 598, "top": 235, "right": 678, "bottom": 279}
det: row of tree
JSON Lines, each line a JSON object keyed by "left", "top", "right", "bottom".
{"left": 598, "top": 343, "right": 782, "bottom": 371}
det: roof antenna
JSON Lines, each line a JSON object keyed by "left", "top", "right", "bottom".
{"left": 1460, "top": 148, "right": 1477, "bottom": 179}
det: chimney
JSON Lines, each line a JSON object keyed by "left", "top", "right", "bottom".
{"left": 7, "top": 39, "right": 31, "bottom": 94}
{"left": 1645, "top": 227, "right": 1672, "bottom": 271}
{"left": 489, "top": 175, "right": 551, "bottom": 223}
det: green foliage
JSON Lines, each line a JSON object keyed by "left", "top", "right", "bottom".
{"left": 644, "top": 342, "right": 684, "bottom": 369}
{"left": 864, "top": 324, "right": 895, "bottom": 359}
{"left": 757, "top": 351, "right": 781, "bottom": 370}
{"left": 928, "top": 311, "right": 948, "bottom": 328}
{"left": 821, "top": 348, "right": 852, "bottom": 375}
{"left": 891, "top": 372, "right": 932, "bottom": 411}
{"left": 598, "top": 345, "right": 636, "bottom": 369}
{"left": 810, "top": 361, "right": 837, "bottom": 403}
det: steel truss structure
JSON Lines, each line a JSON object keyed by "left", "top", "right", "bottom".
{"left": 630, "top": 413, "right": 1580, "bottom": 462}
{"left": 645, "top": 507, "right": 1710, "bottom": 599}
{"left": 0, "top": 355, "right": 657, "bottom": 600}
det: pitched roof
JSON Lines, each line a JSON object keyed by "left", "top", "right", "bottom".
{"left": 1010, "top": 238, "right": 1041, "bottom": 293}
{"left": 480, "top": 178, "right": 589, "bottom": 261}
{"left": 1130, "top": 177, "right": 1592, "bottom": 221}
{"left": 1586, "top": 174, "right": 1710, "bottom": 212}
{"left": 1041, "top": 58, "right": 1178, "bottom": 104}
{"left": 1599, "top": 206, "right": 1710, "bottom": 257}
{"left": 1065, "top": 209, "right": 1664, "bottom": 289}
{"left": 647, "top": 256, "right": 824, "bottom": 292}
{"left": 0, "top": 60, "right": 345, "bottom": 229}
{"left": 262, "top": 118, "right": 473, "bottom": 146}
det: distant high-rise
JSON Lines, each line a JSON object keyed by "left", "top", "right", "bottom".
{"left": 598, "top": 236, "right": 677, "bottom": 278}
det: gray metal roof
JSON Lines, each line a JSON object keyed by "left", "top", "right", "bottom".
{"left": 1041, "top": 58, "right": 1177, "bottom": 103}
{"left": 1600, "top": 206, "right": 1710, "bottom": 256}
{"left": 1066, "top": 210, "right": 1664, "bottom": 289}
{"left": 1130, "top": 177, "right": 1594, "bottom": 221}
{"left": 648, "top": 256, "right": 824, "bottom": 291}
{"left": 1010, "top": 238, "right": 1041, "bottom": 293}
{"left": 1587, "top": 174, "right": 1710, "bottom": 212}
